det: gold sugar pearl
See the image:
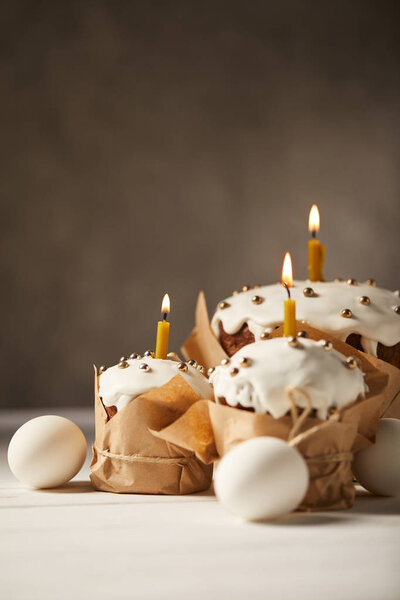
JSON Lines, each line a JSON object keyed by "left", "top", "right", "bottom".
{"left": 99, "top": 365, "right": 108, "bottom": 374}
{"left": 287, "top": 336, "right": 300, "bottom": 348}
{"left": 144, "top": 350, "right": 153, "bottom": 357}
{"left": 366, "top": 278, "right": 376, "bottom": 287}
{"left": 221, "top": 358, "right": 230, "bottom": 366}
{"left": 251, "top": 295, "right": 263, "bottom": 305}
{"left": 219, "top": 301, "right": 230, "bottom": 310}
{"left": 341, "top": 308, "right": 352, "bottom": 318}
{"left": 166, "top": 352, "right": 179, "bottom": 361}
{"left": 242, "top": 285, "right": 251, "bottom": 292}
{"left": 187, "top": 359, "right": 197, "bottom": 367}
{"left": 177, "top": 362, "right": 188, "bottom": 372}
{"left": 129, "top": 353, "right": 141, "bottom": 360}
{"left": 120, "top": 356, "right": 128, "bottom": 362}
{"left": 346, "top": 278, "right": 357, "bottom": 286}
{"left": 334, "top": 278, "right": 343, "bottom": 282}
{"left": 230, "top": 367, "right": 239, "bottom": 377}
{"left": 394, "top": 306, "right": 400, "bottom": 314}
{"left": 345, "top": 357, "right": 358, "bottom": 370}
{"left": 297, "top": 331, "right": 308, "bottom": 338}
{"left": 253, "top": 284, "right": 261, "bottom": 289}
{"left": 359, "top": 296, "right": 371, "bottom": 306}
{"left": 303, "top": 287, "right": 314, "bottom": 298}
{"left": 207, "top": 367, "right": 215, "bottom": 376}
{"left": 118, "top": 361, "right": 129, "bottom": 369}
{"left": 320, "top": 340, "right": 333, "bottom": 352}
{"left": 139, "top": 362, "right": 151, "bottom": 372}
{"left": 239, "top": 357, "right": 252, "bottom": 368}
{"left": 232, "top": 290, "right": 239, "bottom": 296}
{"left": 197, "top": 365, "right": 205, "bottom": 374}
{"left": 260, "top": 331, "right": 270, "bottom": 340}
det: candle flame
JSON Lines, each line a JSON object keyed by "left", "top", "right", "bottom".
{"left": 161, "top": 293, "right": 170, "bottom": 314}
{"left": 282, "top": 252, "right": 293, "bottom": 288}
{"left": 309, "top": 204, "right": 320, "bottom": 234}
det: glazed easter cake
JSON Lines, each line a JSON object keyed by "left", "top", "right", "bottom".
{"left": 99, "top": 352, "right": 212, "bottom": 419}
{"left": 209, "top": 336, "right": 367, "bottom": 419}
{"left": 90, "top": 352, "right": 213, "bottom": 495}
{"left": 211, "top": 280, "right": 400, "bottom": 367}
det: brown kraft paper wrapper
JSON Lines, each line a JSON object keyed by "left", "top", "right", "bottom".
{"left": 90, "top": 369, "right": 213, "bottom": 495}
{"left": 170, "top": 292, "right": 400, "bottom": 510}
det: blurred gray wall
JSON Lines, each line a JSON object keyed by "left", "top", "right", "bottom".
{"left": 1, "top": 0, "right": 399, "bottom": 408}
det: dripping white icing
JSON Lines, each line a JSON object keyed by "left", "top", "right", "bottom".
{"left": 99, "top": 357, "right": 213, "bottom": 413}
{"left": 211, "top": 280, "right": 400, "bottom": 354}
{"left": 209, "top": 338, "right": 367, "bottom": 419}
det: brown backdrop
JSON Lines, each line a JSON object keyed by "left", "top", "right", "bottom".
{"left": 1, "top": 0, "right": 399, "bottom": 408}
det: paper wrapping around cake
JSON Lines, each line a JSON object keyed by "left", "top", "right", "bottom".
{"left": 90, "top": 370, "right": 213, "bottom": 495}
{"left": 174, "top": 292, "right": 400, "bottom": 510}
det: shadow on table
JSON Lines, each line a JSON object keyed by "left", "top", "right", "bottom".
{"left": 265, "top": 512, "right": 347, "bottom": 526}
{"left": 39, "top": 480, "right": 95, "bottom": 494}
{"left": 350, "top": 489, "right": 400, "bottom": 515}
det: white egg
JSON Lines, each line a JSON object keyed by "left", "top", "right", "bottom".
{"left": 8, "top": 416, "right": 87, "bottom": 489}
{"left": 214, "top": 436, "right": 309, "bottom": 521}
{"left": 352, "top": 418, "right": 400, "bottom": 496}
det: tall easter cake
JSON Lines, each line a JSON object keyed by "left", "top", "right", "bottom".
{"left": 211, "top": 280, "right": 400, "bottom": 367}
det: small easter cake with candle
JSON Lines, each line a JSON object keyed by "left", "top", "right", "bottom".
{"left": 90, "top": 293, "right": 214, "bottom": 495}
{"left": 99, "top": 294, "right": 213, "bottom": 419}
{"left": 99, "top": 352, "right": 212, "bottom": 419}
{"left": 211, "top": 207, "right": 400, "bottom": 368}
{"left": 208, "top": 336, "right": 367, "bottom": 419}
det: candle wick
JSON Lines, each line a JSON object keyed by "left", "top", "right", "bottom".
{"left": 311, "top": 230, "right": 316, "bottom": 239}
{"left": 163, "top": 312, "right": 168, "bottom": 321}
{"left": 282, "top": 281, "right": 291, "bottom": 300}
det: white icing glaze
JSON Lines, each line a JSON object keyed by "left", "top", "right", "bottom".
{"left": 209, "top": 337, "right": 367, "bottom": 419}
{"left": 99, "top": 357, "right": 213, "bottom": 412}
{"left": 211, "top": 280, "right": 400, "bottom": 355}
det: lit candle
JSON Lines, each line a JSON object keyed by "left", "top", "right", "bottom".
{"left": 308, "top": 204, "right": 325, "bottom": 282}
{"left": 282, "top": 252, "right": 296, "bottom": 337}
{"left": 155, "top": 293, "right": 170, "bottom": 359}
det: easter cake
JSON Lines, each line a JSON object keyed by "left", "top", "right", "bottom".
{"left": 208, "top": 336, "right": 367, "bottom": 419}
{"left": 211, "top": 280, "right": 400, "bottom": 368}
{"left": 98, "top": 352, "right": 213, "bottom": 420}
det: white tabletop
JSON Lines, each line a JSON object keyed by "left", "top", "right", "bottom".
{"left": 1, "top": 409, "right": 399, "bottom": 600}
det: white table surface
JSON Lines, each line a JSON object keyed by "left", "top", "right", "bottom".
{"left": 1, "top": 408, "right": 399, "bottom": 600}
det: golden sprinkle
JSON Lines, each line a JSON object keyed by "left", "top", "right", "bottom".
{"left": 341, "top": 308, "right": 352, "bottom": 318}
{"left": 303, "top": 287, "right": 314, "bottom": 298}
{"left": 346, "top": 278, "right": 357, "bottom": 286}
{"left": 99, "top": 365, "right": 108, "bottom": 374}
{"left": 242, "top": 285, "right": 251, "bottom": 292}
{"left": 260, "top": 331, "right": 270, "bottom": 340}
{"left": 297, "top": 331, "right": 308, "bottom": 338}
{"left": 118, "top": 361, "right": 129, "bottom": 369}
{"left": 221, "top": 358, "right": 230, "bottom": 366}
{"left": 120, "top": 356, "right": 128, "bottom": 362}
{"left": 187, "top": 359, "right": 197, "bottom": 367}
{"left": 345, "top": 357, "right": 358, "bottom": 370}
{"left": 230, "top": 367, "right": 239, "bottom": 377}
{"left": 287, "top": 336, "right": 300, "bottom": 348}
{"left": 359, "top": 296, "right": 371, "bottom": 306}
{"left": 207, "top": 367, "right": 215, "bottom": 376}
{"left": 219, "top": 301, "right": 230, "bottom": 310}
{"left": 177, "top": 362, "right": 188, "bottom": 372}
{"left": 251, "top": 295, "right": 263, "bottom": 305}
{"left": 139, "top": 362, "right": 151, "bottom": 372}
{"left": 321, "top": 340, "right": 333, "bottom": 352}
{"left": 239, "top": 357, "right": 252, "bottom": 368}
{"left": 232, "top": 290, "right": 239, "bottom": 296}
{"left": 366, "top": 278, "right": 376, "bottom": 287}
{"left": 394, "top": 306, "right": 400, "bottom": 314}
{"left": 129, "top": 353, "right": 140, "bottom": 360}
